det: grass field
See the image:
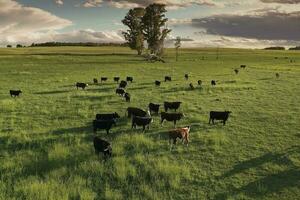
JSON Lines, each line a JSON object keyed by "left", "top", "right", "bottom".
{"left": 0, "top": 47, "right": 299, "bottom": 200}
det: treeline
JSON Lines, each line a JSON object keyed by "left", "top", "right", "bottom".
{"left": 30, "top": 42, "right": 128, "bottom": 47}
{"left": 289, "top": 46, "right": 300, "bottom": 50}
{"left": 264, "top": 46, "right": 300, "bottom": 50}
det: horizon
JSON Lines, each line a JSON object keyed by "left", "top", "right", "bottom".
{"left": 1, "top": 0, "right": 300, "bottom": 49}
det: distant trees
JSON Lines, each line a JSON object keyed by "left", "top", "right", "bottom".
{"left": 6, "top": 45, "right": 12, "bottom": 48}
{"left": 289, "top": 46, "right": 300, "bottom": 50}
{"left": 16, "top": 44, "right": 23, "bottom": 48}
{"left": 264, "top": 47, "right": 285, "bottom": 50}
{"left": 174, "top": 37, "right": 181, "bottom": 61}
{"left": 122, "top": 3, "right": 171, "bottom": 57}
{"left": 122, "top": 8, "right": 145, "bottom": 55}
{"left": 30, "top": 42, "right": 128, "bottom": 47}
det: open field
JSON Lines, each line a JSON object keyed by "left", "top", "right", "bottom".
{"left": 0, "top": 47, "right": 299, "bottom": 200}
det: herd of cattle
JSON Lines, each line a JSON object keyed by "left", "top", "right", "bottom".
{"left": 9, "top": 63, "right": 282, "bottom": 159}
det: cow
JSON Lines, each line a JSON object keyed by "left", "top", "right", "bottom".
{"left": 126, "top": 107, "right": 148, "bottom": 118}
{"left": 132, "top": 116, "right": 153, "bottom": 131}
{"left": 124, "top": 92, "right": 131, "bottom": 102}
{"left": 164, "top": 101, "right": 182, "bottom": 112}
{"left": 119, "top": 80, "right": 127, "bottom": 88}
{"left": 114, "top": 77, "right": 120, "bottom": 83}
{"left": 96, "top": 112, "right": 120, "bottom": 121}
{"left": 155, "top": 80, "right": 161, "bottom": 86}
{"left": 168, "top": 126, "right": 190, "bottom": 146}
{"left": 126, "top": 77, "right": 133, "bottom": 83}
{"left": 76, "top": 82, "right": 88, "bottom": 90}
{"left": 101, "top": 77, "right": 108, "bottom": 82}
{"left": 165, "top": 76, "right": 172, "bottom": 82}
{"left": 161, "top": 112, "right": 184, "bottom": 127}
{"left": 189, "top": 83, "right": 194, "bottom": 90}
{"left": 185, "top": 74, "right": 189, "bottom": 80}
{"left": 93, "top": 119, "right": 116, "bottom": 134}
{"left": 198, "top": 80, "right": 202, "bottom": 86}
{"left": 93, "top": 137, "right": 112, "bottom": 158}
{"left": 209, "top": 111, "right": 231, "bottom": 125}
{"left": 211, "top": 80, "right": 216, "bottom": 86}
{"left": 93, "top": 78, "right": 98, "bottom": 84}
{"left": 234, "top": 69, "right": 239, "bottom": 74}
{"left": 148, "top": 103, "right": 160, "bottom": 115}
{"left": 10, "top": 90, "right": 22, "bottom": 97}
{"left": 240, "top": 65, "right": 246, "bottom": 69}
{"left": 276, "top": 73, "right": 280, "bottom": 78}
{"left": 116, "top": 88, "right": 126, "bottom": 96}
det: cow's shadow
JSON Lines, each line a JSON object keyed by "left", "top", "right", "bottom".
{"left": 33, "top": 90, "right": 70, "bottom": 95}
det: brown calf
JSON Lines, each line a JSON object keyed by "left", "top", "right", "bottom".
{"left": 168, "top": 126, "right": 190, "bottom": 146}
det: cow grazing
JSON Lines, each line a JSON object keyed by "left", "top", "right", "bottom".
{"left": 124, "top": 92, "right": 131, "bottom": 102}
{"left": 148, "top": 103, "right": 160, "bottom": 115}
{"left": 240, "top": 65, "right": 246, "bottom": 69}
{"left": 161, "top": 112, "right": 184, "bottom": 127}
{"left": 209, "top": 111, "right": 231, "bottom": 125}
{"left": 185, "top": 74, "right": 189, "bottom": 80}
{"left": 76, "top": 82, "right": 88, "bottom": 90}
{"left": 132, "top": 116, "right": 153, "bottom": 131}
{"left": 10, "top": 90, "right": 22, "bottom": 97}
{"left": 168, "top": 126, "right": 190, "bottom": 146}
{"left": 126, "top": 107, "right": 148, "bottom": 118}
{"left": 119, "top": 80, "right": 127, "bottom": 88}
{"left": 234, "top": 69, "right": 239, "bottom": 74}
{"left": 96, "top": 112, "right": 120, "bottom": 121}
{"left": 189, "top": 83, "right": 194, "bottom": 90}
{"left": 126, "top": 77, "right": 133, "bottom": 83}
{"left": 211, "top": 80, "right": 216, "bottom": 86}
{"left": 155, "top": 80, "right": 161, "bottom": 86}
{"left": 276, "top": 73, "right": 280, "bottom": 78}
{"left": 101, "top": 77, "right": 108, "bottom": 82}
{"left": 114, "top": 77, "right": 120, "bottom": 83}
{"left": 165, "top": 76, "right": 172, "bottom": 82}
{"left": 93, "top": 137, "right": 112, "bottom": 158}
{"left": 116, "top": 88, "right": 126, "bottom": 96}
{"left": 164, "top": 101, "right": 182, "bottom": 112}
{"left": 93, "top": 119, "right": 116, "bottom": 134}
{"left": 198, "top": 80, "right": 202, "bottom": 86}
{"left": 93, "top": 78, "right": 98, "bottom": 84}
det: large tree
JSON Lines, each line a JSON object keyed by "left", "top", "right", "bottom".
{"left": 122, "top": 7, "right": 145, "bottom": 55}
{"left": 142, "top": 4, "right": 171, "bottom": 56}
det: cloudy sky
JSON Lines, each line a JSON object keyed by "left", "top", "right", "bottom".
{"left": 1, "top": 0, "right": 300, "bottom": 48}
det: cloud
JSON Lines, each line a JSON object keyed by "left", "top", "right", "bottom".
{"left": 191, "top": 10, "right": 300, "bottom": 41}
{"left": 168, "top": 18, "right": 192, "bottom": 26}
{"left": 260, "top": 0, "right": 300, "bottom": 4}
{"left": 55, "top": 0, "right": 64, "bottom": 6}
{"left": 79, "top": 0, "right": 218, "bottom": 8}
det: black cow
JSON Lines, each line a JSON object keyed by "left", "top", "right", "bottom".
{"left": 76, "top": 82, "right": 88, "bottom": 90}
{"left": 126, "top": 107, "right": 148, "bottom": 118}
{"left": 189, "top": 83, "right": 194, "bottom": 90}
{"left": 164, "top": 101, "right": 182, "bottom": 112}
{"left": 93, "top": 119, "right": 116, "bottom": 134}
{"left": 114, "top": 77, "right": 120, "bottom": 83}
{"left": 96, "top": 112, "right": 120, "bottom": 121}
{"left": 198, "top": 80, "right": 202, "bottom": 86}
{"left": 240, "top": 65, "right": 246, "bottom": 69}
{"left": 155, "top": 80, "right": 161, "bottom": 86}
{"left": 93, "top": 137, "right": 112, "bottom": 158}
{"left": 101, "top": 77, "right": 108, "bottom": 82}
{"left": 116, "top": 88, "right": 126, "bottom": 96}
{"left": 185, "top": 74, "right": 189, "bottom": 80}
{"left": 10, "top": 90, "right": 22, "bottom": 97}
{"left": 148, "top": 103, "right": 160, "bottom": 115}
{"left": 276, "top": 73, "right": 280, "bottom": 78}
{"left": 209, "top": 111, "right": 231, "bottom": 125}
{"left": 132, "top": 116, "right": 153, "bottom": 131}
{"left": 234, "top": 69, "right": 239, "bottom": 74}
{"left": 211, "top": 80, "right": 216, "bottom": 86}
{"left": 165, "top": 76, "right": 172, "bottom": 82}
{"left": 93, "top": 78, "right": 98, "bottom": 84}
{"left": 161, "top": 112, "right": 184, "bottom": 127}
{"left": 119, "top": 80, "right": 127, "bottom": 88}
{"left": 124, "top": 92, "right": 131, "bottom": 102}
{"left": 126, "top": 77, "right": 133, "bottom": 83}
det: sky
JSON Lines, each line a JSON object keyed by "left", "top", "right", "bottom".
{"left": 0, "top": 0, "right": 300, "bottom": 48}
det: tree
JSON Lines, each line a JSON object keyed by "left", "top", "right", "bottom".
{"left": 122, "top": 7, "right": 145, "bottom": 55}
{"left": 142, "top": 3, "right": 171, "bottom": 56}
{"left": 16, "top": 44, "right": 22, "bottom": 48}
{"left": 174, "top": 37, "right": 181, "bottom": 61}
{"left": 6, "top": 45, "right": 12, "bottom": 48}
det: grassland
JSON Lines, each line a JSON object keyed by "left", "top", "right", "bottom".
{"left": 0, "top": 47, "right": 299, "bottom": 200}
